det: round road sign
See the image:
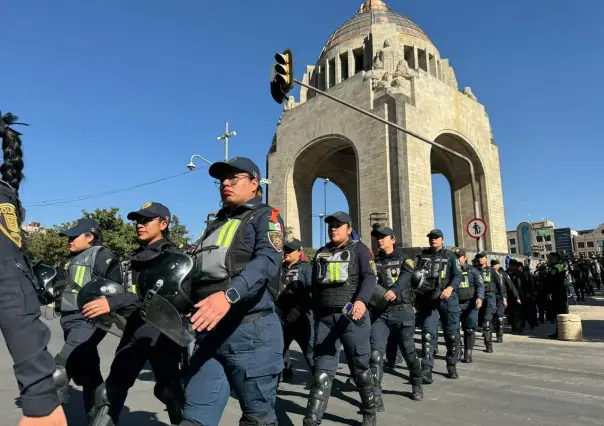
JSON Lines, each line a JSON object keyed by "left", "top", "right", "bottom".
{"left": 466, "top": 218, "right": 487, "bottom": 239}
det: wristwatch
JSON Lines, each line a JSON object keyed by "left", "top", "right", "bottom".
{"left": 225, "top": 287, "right": 241, "bottom": 304}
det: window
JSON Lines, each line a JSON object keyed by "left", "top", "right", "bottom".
{"left": 340, "top": 52, "right": 349, "bottom": 82}
{"left": 578, "top": 242, "right": 585, "bottom": 249}
{"left": 328, "top": 58, "right": 336, "bottom": 89}
{"left": 404, "top": 46, "right": 416, "bottom": 69}
{"left": 587, "top": 241, "right": 595, "bottom": 248}
{"left": 536, "top": 236, "right": 543, "bottom": 242}
{"left": 510, "top": 248, "right": 517, "bottom": 254}
{"left": 545, "top": 235, "right": 551, "bottom": 242}
{"left": 418, "top": 49, "right": 428, "bottom": 72}
{"left": 545, "top": 244, "right": 552, "bottom": 251}
{"left": 353, "top": 48, "right": 364, "bottom": 74}
{"left": 509, "top": 238, "right": 516, "bottom": 245}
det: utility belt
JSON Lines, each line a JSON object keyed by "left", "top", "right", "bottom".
{"left": 386, "top": 303, "right": 408, "bottom": 312}
{"left": 241, "top": 309, "right": 273, "bottom": 324}
{"left": 314, "top": 306, "right": 344, "bottom": 316}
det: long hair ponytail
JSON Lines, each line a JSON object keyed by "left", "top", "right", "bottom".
{"left": 0, "top": 112, "right": 26, "bottom": 192}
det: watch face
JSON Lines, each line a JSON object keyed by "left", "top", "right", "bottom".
{"left": 226, "top": 288, "right": 240, "bottom": 303}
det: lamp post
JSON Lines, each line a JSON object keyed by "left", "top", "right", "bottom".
{"left": 323, "top": 178, "right": 329, "bottom": 245}
{"left": 186, "top": 154, "right": 213, "bottom": 170}
{"left": 217, "top": 121, "right": 237, "bottom": 162}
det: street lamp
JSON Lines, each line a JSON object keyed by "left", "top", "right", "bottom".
{"left": 187, "top": 154, "right": 213, "bottom": 170}
{"left": 323, "top": 178, "right": 329, "bottom": 245}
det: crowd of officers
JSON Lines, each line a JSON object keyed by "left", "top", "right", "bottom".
{"left": 2, "top": 148, "right": 577, "bottom": 426}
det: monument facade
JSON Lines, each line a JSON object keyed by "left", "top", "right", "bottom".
{"left": 267, "top": 0, "right": 507, "bottom": 252}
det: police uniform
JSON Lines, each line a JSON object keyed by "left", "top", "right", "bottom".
{"left": 0, "top": 178, "right": 60, "bottom": 418}
{"left": 546, "top": 255, "right": 569, "bottom": 339}
{"left": 413, "top": 229, "right": 462, "bottom": 381}
{"left": 278, "top": 238, "right": 315, "bottom": 376}
{"left": 183, "top": 158, "right": 285, "bottom": 426}
{"left": 368, "top": 227, "right": 423, "bottom": 407}
{"left": 474, "top": 253, "right": 505, "bottom": 354}
{"left": 454, "top": 249, "right": 484, "bottom": 364}
{"left": 52, "top": 218, "right": 122, "bottom": 418}
{"left": 304, "top": 212, "right": 377, "bottom": 426}
{"left": 89, "top": 203, "right": 187, "bottom": 426}
{"left": 492, "top": 260, "right": 512, "bottom": 343}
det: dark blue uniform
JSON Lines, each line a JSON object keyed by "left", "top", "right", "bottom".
{"left": 477, "top": 266, "right": 505, "bottom": 353}
{"left": 304, "top": 237, "right": 377, "bottom": 425}
{"left": 415, "top": 248, "right": 462, "bottom": 379}
{"left": 0, "top": 180, "right": 60, "bottom": 417}
{"left": 278, "top": 260, "right": 315, "bottom": 374}
{"left": 369, "top": 251, "right": 423, "bottom": 406}
{"left": 184, "top": 197, "right": 285, "bottom": 426}
{"left": 457, "top": 264, "right": 484, "bottom": 363}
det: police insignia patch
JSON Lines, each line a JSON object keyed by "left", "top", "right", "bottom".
{"left": 106, "top": 258, "right": 113, "bottom": 264}
{"left": 141, "top": 202, "right": 152, "bottom": 209}
{"left": 268, "top": 231, "right": 283, "bottom": 252}
{"left": 406, "top": 259, "right": 415, "bottom": 269}
{"left": 0, "top": 203, "right": 22, "bottom": 248}
{"left": 369, "top": 260, "right": 377, "bottom": 275}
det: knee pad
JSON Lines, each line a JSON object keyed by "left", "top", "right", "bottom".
{"left": 422, "top": 332, "right": 432, "bottom": 344}
{"left": 73, "top": 371, "right": 102, "bottom": 388}
{"left": 465, "top": 329, "right": 475, "bottom": 335}
{"left": 354, "top": 369, "right": 373, "bottom": 387}
{"left": 444, "top": 332, "right": 457, "bottom": 346}
{"left": 240, "top": 412, "right": 270, "bottom": 426}
{"left": 484, "top": 320, "right": 491, "bottom": 331}
{"left": 312, "top": 372, "right": 332, "bottom": 391}
{"left": 369, "top": 350, "right": 383, "bottom": 364}
{"left": 52, "top": 365, "right": 70, "bottom": 400}
{"left": 153, "top": 381, "right": 184, "bottom": 405}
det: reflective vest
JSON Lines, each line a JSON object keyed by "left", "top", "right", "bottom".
{"left": 414, "top": 249, "right": 451, "bottom": 295}
{"left": 314, "top": 240, "right": 360, "bottom": 308}
{"left": 376, "top": 254, "right": 413, "bottom": 305}
{"left": 277, "top": 262, "right": 304, "bottom": 311}
{"left": 191, "top": 206, "right": 280, "bottom": 301}
{"left": 481, "top": 267, "right": 495, "bottom": 293}
{"left": 60, "top": 246, "right": 103, "bottom": 312}
{"left": 457, "top": 268, "right": 475, "bottom": 301}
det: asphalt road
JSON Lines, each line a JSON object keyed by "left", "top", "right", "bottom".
{"left": 2, "top": 297, "right": 604, "bottom": 426}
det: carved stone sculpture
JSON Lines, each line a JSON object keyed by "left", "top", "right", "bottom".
{"left": 391, "top": 60, "right": 415, "bottom": 86}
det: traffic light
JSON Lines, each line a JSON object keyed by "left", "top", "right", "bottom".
{"left": 270, "top": 49, "right": 294, "bottom": 104}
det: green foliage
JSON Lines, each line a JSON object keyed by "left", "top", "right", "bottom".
{"left": 169, "top": 215, "right": 190, "bottom": 246}
{"left": 27, "top": 229, "right": 68, "bottom": 267}
{"left": 82, "top": 207, "right": 139, "bottom": 260}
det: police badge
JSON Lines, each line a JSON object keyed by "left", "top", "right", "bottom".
{"left": 0, "top": 203, "right": 22, "bottom": 248}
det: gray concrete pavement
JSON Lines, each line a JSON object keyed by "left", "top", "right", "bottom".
{"left": 2, "top": 296, "right": 604, "bottom": 426}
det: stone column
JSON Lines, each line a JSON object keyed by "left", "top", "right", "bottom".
{"left": 413, "top": 45, "right": 419, "bottom": 71}
{"left": 348, "top": 48, "right": 354, "bottom": 78}
{"left": 335, "top": 53, "right": 342, "bottom": 85}
{"left": 325, "top": 59, "right": 330, "bottom": 89}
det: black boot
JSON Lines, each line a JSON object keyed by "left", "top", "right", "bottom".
{"left": 303, "top": 372, "right": 332, "bottom": 426}
{"left": 458, "top": 332, "right": 464, "bottom": 362}
{"left": 421, "top": 365, "right": 433, "bottom": 384}
{"left": 462, "top": 330, "right": 475, "bottom": 363}
{"left": 89, "top": 383, "right": 128, "bottom": 426}
{"left": 154, "top": 381, "right": 184, "bottom": 425}
{"left": 484, "top": 321, "right": 493, "bottom": 353}
{"left": 411, "top": 384, "right": 423, "bottom": 401}
{"left": 52, "top": 355, "right": 71, "bottom": 404}
{"left": 446, "top": 364, "right": 459, "bottom": 379}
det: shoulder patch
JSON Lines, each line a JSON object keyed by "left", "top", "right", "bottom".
{"left": 141, "top": 201, "right": 153, "bottom": 209}
{"left": 406, "top": 259, "right": 415, "bottom": 269}
{"left": 268, "top": 230, "right": 283, "bottom": 252}
{"left": 369, "top": 260, "right": 377, "bottom": 275}
{"left": 0, "top": 203, "right": 22, "bottom": 248}
{"left": 106, "top": 258, "right": 113, "bottom": 265}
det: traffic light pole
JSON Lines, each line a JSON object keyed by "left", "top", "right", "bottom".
{"left": 293, "top": 78, "right": 484, "bottom": 252}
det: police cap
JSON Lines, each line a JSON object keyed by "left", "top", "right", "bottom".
{"left": 427, "top": 229, "right": 444, "bottom": 238}
{"left": 453, "top": 248, "right": 466, "bottom": 257}
{"left": 474, "top": 252, "right": 487, "bottom": 259}
{"left": 127, "top": 202, "right": 171, "bottom": 223}
{"left": 209, "top": 157, "right": 260, "bottom": 180}
{"left": 59, "top": 218, "right": 101, "bottom": 238}
{"left": 284, "top": 238, "right": 302, "bottom": 252}
{"left": 325, "top": 211, "right": 352, "bottom": 224}
{"left": 371, "top": 227, "right": 396, "bottom": 238}
{"left": 491, "top": 258, "right": 500, "bottom": 266}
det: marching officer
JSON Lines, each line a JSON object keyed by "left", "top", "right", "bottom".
{"left": 53, "top": 217, "right": 122, "bottom": 419}
{"left": 304, "top": 211, "right": 377, "bottom": 426}
{"left": 278, "top": 237, "right": 315, "bottom": 378}
{"left": 545, "top": 252, "right": 569, "bottom": 339}
{"left": 0, "top": 112, "right": 67, "bottom": 425}
{"left": 473, "top": 253, "right": 505, "bottom": 353}
{"left": 86, "top": 202, "right": 186, "bottom": 425}
{"left": 454, "top": 249, "right": 484, "bottom": 363}
{"left": 414, "top": 229, "right": 462, "bottom": 382}
{"left": 369, "top": 227, "right": 423, "bottom": 407}
{"left": 492, "top": 259, "right": 520, "bottom": 342}
{"left": 184, "top": 157, "right": 285, "bottom": 426}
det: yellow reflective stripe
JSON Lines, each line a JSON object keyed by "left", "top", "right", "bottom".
{"left": 222, "top": 220, "right": 240, "bottom": 247}
{"left": 329, "top": 263, "right": 335, "bottom": 282}
{"left": 74, "top": 266, "right": 86, "bottom": 287}
{"left": 335, "top": 263, "right": 340, "bottom": 282}
{"left": 440, "top": 270, "right": 445, "bottom": 279}
{"left": 216, "top": 221, "right": 232, "bottom": 246}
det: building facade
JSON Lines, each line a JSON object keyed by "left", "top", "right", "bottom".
{"left": 507, "top": 220, "right": 556, "bottom": 258}
{"left": 267, "top": 0, "right": 507, "bottom": 251}
{"left": 573, "top": 224, "right": 604, "bottom": 256}
{"left": 554, "top": 227, "right": 577, "bottom": 256}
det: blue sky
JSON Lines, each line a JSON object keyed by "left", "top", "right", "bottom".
{"left": 3, "top": 0, "right": 603, "bottom": 247}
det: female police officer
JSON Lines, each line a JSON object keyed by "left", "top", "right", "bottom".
{"left": 183, "top": 157, "right": 284, "bottom": 426}
{"left": 85, "top": 202, "right": 186, "bottom": 425}
{"left": 0, "top": 112, "right": 67, "bottom": 425}
{"left": 303, "top": 211, "right": 377, "bottom": 426}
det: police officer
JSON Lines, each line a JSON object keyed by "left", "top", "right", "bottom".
{"left": 87, "top": 202, "right": 186, "bottom": 425}
{"left": 52, "top": 217, "right": 122, "bottom": 419}
{"left": 304, "top": 211, "right": 377, "bottom": 426}
{"left": 414, "top": 229, "right": 462, "bottom": 382}
{"left": 369, "top": 227, "right": 423, "bottom": 406}
{"left": 454, "top": 249, "right": 483, "bottom": 363}
{"left": 545, "top": 252, "right": 568, "bottom": 339}
{"left": 184, "top": 157, "right": 284, "bottom": 426}
{"left": 278, "top": 237, "right": 314, "bottom": 379}
{"left": 473, "top": 253, "right": 505, "bottom": 353}
{"left": 0, "top": 112, "right": 67, "bottom": 425}
{"left": 492, "top": 259, "right": 520, "bottom": 343}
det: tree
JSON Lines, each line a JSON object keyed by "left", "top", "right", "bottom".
{"left": 169, "top": 215, "right": 190, "bottom": 246}
{"left": 27, "top": 229, "right": 68, "bottom": 267}
{"left": 82, "top": 208, "right": 139, "bottom": 260}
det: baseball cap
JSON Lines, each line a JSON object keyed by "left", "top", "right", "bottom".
{"left": 60, "top": 218, "right": 101, "bottom": 238}
{"left": 127, "top": 202, "right": 171, "bottom": 223}
{"left": 474, "top": 252, "right": 487, "bottom": 259}
{"left": 284, "top": 238, "right": 303, "bottom": 252}
{"left": 427, "top": 229, "right": 443, "bottom": 238}
{"left": 209, "top": 157, "right": 260, "bottom": 181}
{"left": 371, "top": 227, "right": 395, "bottom": 238}
{"left": 453, "top": 248, "right": 466, "bottom": 257}
{"left": 324, "top": 211, "right": 352, "bottom": 224}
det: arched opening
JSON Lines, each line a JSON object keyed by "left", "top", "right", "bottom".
{"left": 311, "top": 179, "right": 349, "bottom": 248}
{"left": 431, "top": 173, "right": 455, "bottom": 246}
{"left": 287, "top": 135, "right": 359, "bottom": 248}
{"left": 430, "top": 132, "right": 486, "bottom": 250}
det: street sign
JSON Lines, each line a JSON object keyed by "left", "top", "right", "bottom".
{"left": 466, "top": 218, "right": 487, "bottom": 239}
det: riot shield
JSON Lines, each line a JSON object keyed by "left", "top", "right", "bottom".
{"left": 137, "top": 251, "right": 195, "bottom": 347}
{"left": 77, "top": 277, "right": 127, "bottom": 338}
{"left": 32, "top": 262, "right": 57, "bottom": 306}
{"left": 369, "top": 284, "right": 390, "bottom": 312}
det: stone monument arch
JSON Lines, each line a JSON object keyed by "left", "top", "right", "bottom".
{"left": 267, "top": 0, "right": 507, "bottom": 252}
